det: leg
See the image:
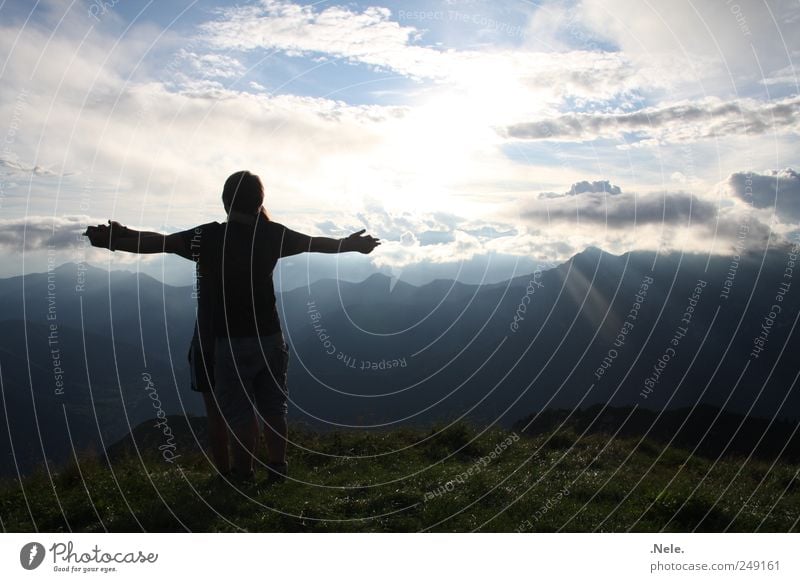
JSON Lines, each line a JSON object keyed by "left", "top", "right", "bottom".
{"left": 214, "top": 337, "right": 259, "bottom": 478}
{"left": 229, "top": 414, "right": 258, "bottom": 476}
{"left": 253, "top": 339, "right": 290, "bottom": 479}
{"left": 263, "top": 413, "right": 288, "bottom": 464}
{"left": 202, "top": 391, "right": 229, "bottom": 473}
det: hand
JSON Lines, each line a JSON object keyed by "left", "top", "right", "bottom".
{"left": 344, "top": 229, "right": 381, "bottom": 254}
{"left": 83, "top": 223, "right": 110, "bottom": 248}
{"left": 83, "top": 220, "right": 130, "bottom": 250}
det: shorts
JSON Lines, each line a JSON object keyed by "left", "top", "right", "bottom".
{"left": 213, "top": 333, "right": 290, "bottom": 429}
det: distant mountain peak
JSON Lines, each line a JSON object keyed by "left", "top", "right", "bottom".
{"left": 54, "top": 261, "right": 106, "bottom": 275}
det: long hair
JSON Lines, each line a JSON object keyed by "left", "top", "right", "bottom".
{"left": 222, "top": 170, "right": 270, "bottom": 221}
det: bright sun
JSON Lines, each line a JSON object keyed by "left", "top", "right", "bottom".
{"left": 368, "top": 62, "right": 538, "bottom": 215}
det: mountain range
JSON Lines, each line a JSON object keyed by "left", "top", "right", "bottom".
{"left": 1, "top": 244, "right": 798, "bottom": 477}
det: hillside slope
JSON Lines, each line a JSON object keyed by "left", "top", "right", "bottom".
{"left": 1, "top": 420, "right": 797, "bottom": 532}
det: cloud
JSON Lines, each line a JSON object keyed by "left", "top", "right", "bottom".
{"left": 0, "top": 156, "right": 59, "bottom": 177}
{"left": 416, "top": 230, "right": 455, "bottom": 246}
{"left": 539, "top": 179, "right": 623, "bottom": 198}
{"left": 0, "top": 215, "right": 90, "bottom": 251}
{"left": 176, "top": 49, "right": 246, "bottom": 80}
{"left": 199, "top": 0, "right": 652, "bottom": 106}
{"left": 1, "top": 1, "right": 797, "bottom": 281}
{"left": 2, "top": 3, "right": 564, "bottom": 233}
{"left": 200, "top": 0, "right": 446, "bottom": 80}
{"left": 0, "top": 9, "right": 417, "bottom": 222}
{"left": 314, "top": 220, "right": 344, "bottom": 236}
{"left": 726, "top": 168, "right": 800, "bottom": 222}
{"left": 760, "top": 64, "right": 800, "bottom": 88}
{"left": 568, "top": 180, "right": 622, "bottom": 196}
{"left": 316, "top": 208, "right": 521, "bottom": 268}
{"left": 526, "top": 190, "right": 717, "bottom": 228}
{"left": 460, "top": 225, "right": 517, "bottom": 239}
{"left": 521, "top": 174, "right": 784, "bottom": 256}
{"left": 573, "top": 0, "right": 800, "bottom": 92}
{"left": 539, "top": 179, "right": 623, "bottom": 199}
{"left": 503, "top": 95, "right": 800, "bottom": 144}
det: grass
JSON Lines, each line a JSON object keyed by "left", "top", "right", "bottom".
{"left": 1, "top": 422, "right": 798, "bottom": 532}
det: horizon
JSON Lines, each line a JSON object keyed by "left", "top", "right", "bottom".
{"left": 7, "top": 241, "right": 792, "bottom": 290}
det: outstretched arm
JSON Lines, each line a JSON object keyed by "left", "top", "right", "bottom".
{"left": 279, "top": 227, "right": 380, "bottom": 257}
{"left": 307, "top": 230, "right": 380, "bottom": 254}
{"left": 84, "top": 221, "right": 187, "bottom": 255}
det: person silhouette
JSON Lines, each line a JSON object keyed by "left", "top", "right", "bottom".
{"left": 85, "top": 170, "right": 380, "bottom": 483}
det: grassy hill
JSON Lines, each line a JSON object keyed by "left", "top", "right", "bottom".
{"left": 1, "top": 420, "right": 798, "bottom": 532}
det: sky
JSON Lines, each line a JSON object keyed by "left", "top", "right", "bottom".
{"left": 0, "top": 0, "right": 798, "bottom": 287}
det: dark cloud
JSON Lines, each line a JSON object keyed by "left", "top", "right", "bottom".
{"left": 526, "top": 191, "right": 718, "bottom": 227}
{"left": 728, "top": 168, "right": 800, "bottom": 222}
{"left": 568, "top": 180, "right": 622, "bottom": 196}
{"left": 539, "top": 180, "right": 622, "bottom": 199}
{"left": 712, "top": 212, "right": 774, "bottom": 249}
{"left": 503, "top": 96, "right": 800, "bottom": 143}
{"left": 0, "top": 216, "right": 89, "bottom": 250}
